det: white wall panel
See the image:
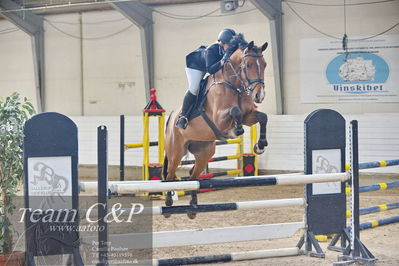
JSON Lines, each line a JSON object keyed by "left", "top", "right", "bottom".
{"left": 44, "top": 14, "right": 82, "bottom": 115}
{"left": 70, "top": 113, "right": 399, "bottom": 176}
{"left": 81, "top": 11, "right": 146, "bottom": 115}
{"left": 0, "top": 21, "right": 37, "bottom": 109}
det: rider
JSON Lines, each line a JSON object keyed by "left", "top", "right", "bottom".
{"left": 175, "top": 28, "right": 237, "bottom": 129}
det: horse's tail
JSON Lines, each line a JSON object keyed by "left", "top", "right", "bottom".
{"left": 165, "top": 110, "right": 173, "bottom": 130}
{"left": 162, "top": 111, "right": 172, "bottom": 180}
{"left": 163, "top": 155, "right": 168, "bottom": 180}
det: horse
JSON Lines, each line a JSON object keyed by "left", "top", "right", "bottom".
{"left": 164, "top": 39, "right": 268, "bottom": 219}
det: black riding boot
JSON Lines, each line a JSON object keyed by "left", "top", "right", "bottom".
{"left": 176, "top": 91, "right": 197, "bottom": 129}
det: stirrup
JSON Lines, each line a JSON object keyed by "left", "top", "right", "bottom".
{"left": 176, "top": 116, "right": 188, "bottom": 129}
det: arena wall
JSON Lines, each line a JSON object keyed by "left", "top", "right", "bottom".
{"left": 70, "top": 113, "right": 399, "bottom": 174}
{"left": 1, "top": 1, "right": 398, "bottom": 173}
{"left": 1, "top": 1, "right": 398, "bottom": 115}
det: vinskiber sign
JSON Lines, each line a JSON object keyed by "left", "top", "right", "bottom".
{"left": 326, "top": 52, "right": 389, "bottom": 94}
{"left": 300, "top": 35, "right": 399, "bottom": 103}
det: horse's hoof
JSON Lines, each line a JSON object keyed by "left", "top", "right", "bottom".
{"left": 165, "top": 193, "right": 173, "bottom": 206}
{"left": 234, "top": 127, "right": 244, "bottom": 136}
{"left": 190, "top": 197, "right": 198, "bottom": 206}
{"left": 260, "top": 139, "right": 268, "bottom": 147}
{"left": 163, "top": 213, "right": 171, "bottom": 218}
{"left": 165, "top": 199, "right": 173, "bottom": 206}
{"left": 254, "top": 143, "right": 265, "bottom": 155}
{"left": 189, "top": 190, "right": 198, "bottom": 205}
{"left": 187, "top": 212, "right": 197, "bottom": 219}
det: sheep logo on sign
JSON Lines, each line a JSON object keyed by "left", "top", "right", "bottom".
{"left": 339, "top": 56, "right": 376, "bottom": 82}
{"left": 326, "top": 52, "right": 389, "bottom": 94}
{"left": 315, "top": 155, "right": 339, "bottom": 174}
{"left": 30, "top": 162, "right": 69, "bottom": 194}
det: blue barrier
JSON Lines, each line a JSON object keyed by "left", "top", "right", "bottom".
{"left": 360, "top": 216, "right": 399, "bottom": 230}
{"left": 345, "top": 159, "right": 399, "bottom": 170}
{"left": 359, "top": 181, "right": 399, "bottom": 193}
{"left": 359, "top": 202, "right": 399, "bottom": 215}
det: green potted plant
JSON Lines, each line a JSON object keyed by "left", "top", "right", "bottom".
{"left": 0, "top": 93, "right": 35, "bottom": 265}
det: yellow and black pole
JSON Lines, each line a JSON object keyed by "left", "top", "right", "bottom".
{"left": 142, "top": 88, "right": 165, "bottom": 182}
{"left": 142, "top": 110, "right": 150, "bottom": 181}
{"left": 158, "top": 110, "right": 165, "bottom": 166}
{"left": 235, "top": 135, "right": 243, "bottom": 175}
{"left": 142, "top": 89, "right": 165, "bottom": 198}
{"left": 252, "top": 124, "right": 258, "bottom": 176}
{"left": 121, "top": 89, "right": 165, "bottom": 194}
{"left": 242, "top": 125, "right": 258, "bottom": 176}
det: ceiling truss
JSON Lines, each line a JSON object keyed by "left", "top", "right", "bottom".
{"left": 250, "top": 0, "right": 283, "bottom": 114}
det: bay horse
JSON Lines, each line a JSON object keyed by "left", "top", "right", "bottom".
{"left": 164, "top": 39, "right": 268, "bottom": 218}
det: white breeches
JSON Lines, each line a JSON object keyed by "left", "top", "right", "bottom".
{"left": 185, "top": 67, "right": 205, "bottom": 96}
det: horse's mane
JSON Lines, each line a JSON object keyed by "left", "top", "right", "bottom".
{"left": 229, "top": 33, "right": 260, "bottom": 53}
{"left": 229, "top": 33, "right": 248, "bottom": 51}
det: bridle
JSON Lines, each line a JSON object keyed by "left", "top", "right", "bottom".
{"left": 241, "top": 51, "right": 265, "bottom": 93}
{"left": 213, "top": 48, "right": 265, "bottom": 96}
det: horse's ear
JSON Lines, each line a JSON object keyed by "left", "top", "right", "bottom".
{"left": 261, "top": 42, "right": 268, "bottom": 52}
{"left": 248, "top": 41, "right": 254, "bottom": 50}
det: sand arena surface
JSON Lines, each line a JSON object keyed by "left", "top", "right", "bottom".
{"left": 149, "top": 174, "right": 399, "bottom": 266}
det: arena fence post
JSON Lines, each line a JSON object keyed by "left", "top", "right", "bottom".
{"left": 120, "top": 115, "right": 125, "bottom": 181}
{"left": 332, "top": 120, "right": 377, "bottom": 265}
{"left": 97, "top": 126, "right": 109, "bottom": 266}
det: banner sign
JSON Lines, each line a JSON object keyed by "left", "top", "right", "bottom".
{"left": 28, "top": 156, "right": 72, "bottom": 197}
{"left": 312, "top": 149, "right": 341, "bottom": 195}
{"left": 300, "top": 35, "right": 399, "bottom": 103}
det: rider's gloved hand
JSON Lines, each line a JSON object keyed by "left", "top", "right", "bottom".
{"left": 222, "top": 49, "right": 233, "bottom": 63}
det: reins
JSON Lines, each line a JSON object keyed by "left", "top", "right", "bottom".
{"left": 210, "top": 51, "right": 264, "bottom": 96}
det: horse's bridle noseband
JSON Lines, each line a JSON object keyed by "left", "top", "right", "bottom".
{"left": 241, "top": 52, "right": 265, "bottom": 94}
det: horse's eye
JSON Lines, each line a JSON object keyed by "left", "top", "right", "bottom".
{"left": 246, "top": 63, "right": 251, "bottom": 68}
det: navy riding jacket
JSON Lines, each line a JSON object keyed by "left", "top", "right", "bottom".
{"left": 186, "top": 43, "right": 225, "bottom": 74}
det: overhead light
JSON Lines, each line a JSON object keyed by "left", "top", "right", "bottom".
{"left": 220, "top": 0, "right": 238, "bottom": 13}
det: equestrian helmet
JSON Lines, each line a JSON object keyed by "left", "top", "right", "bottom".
{"left": 217, "top": 29, "right": 236, "bottom": 44}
